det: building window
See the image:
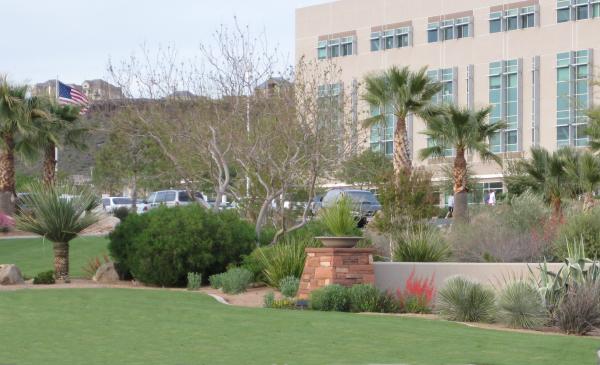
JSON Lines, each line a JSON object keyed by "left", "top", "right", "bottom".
{"left": 490, "top": 12, "right": 502, "bottom": 32}
{"left": 318, "top": 36, "right": 355, "bottom": 59}
{"left": 489, "top": 59, "right": 520, "bottom": 153}
{"left": 429, "top": 17, "right": 471, "bottom": 42}
{"left": 505, "top": 9, "right": 519, "bottom": 30}
{"left": 556, "top": 50, "right": 591, "bottom": 147}
{"left": 455, "top": 17, "right": 470, "bottom": 38}
{"left": 317, "top": 41, "right": 327, "bottom": 60}
{"left": 383, "top": 30, "right": 394, "bottom": 50}
{"left": 395, "top": 27, "right": 410, "bottom": 48}
{"left": 427, "top": 22, "right": 439, "bottom": 43}
{"left": 491, "top": 5, "right": 537, "bottom": 32}
{"left": 370, "top": 32, "right": 381, "bottom": 51}
{"left": 428, "top": 68, "right": 456, "bottom": 105}
{"left": 341, "top": 36, "right": 354, "bottom": 56}
{"left": 557, "top": 0, "right": 600, "bottom": 22}
{"left": 520, "top": 6, "right": 536, "bottom": 28}
{"left": 369, "top": 106, "right": 395, "bottom": 157}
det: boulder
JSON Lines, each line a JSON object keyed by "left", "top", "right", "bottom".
{"left": 93, "top": 262, "right": 120, "bottom": 283}
{"left": 0, "top": 264, "right": 25, "bottom": 285}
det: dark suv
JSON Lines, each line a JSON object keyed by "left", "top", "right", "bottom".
{"left": 320, "top": 189, "right": 382, "bottom": 225}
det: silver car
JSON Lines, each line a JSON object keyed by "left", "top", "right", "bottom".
{"left": 145, "top": 190, "right": 210, "bottom": 210}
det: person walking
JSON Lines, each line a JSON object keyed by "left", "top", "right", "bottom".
{"left": 487, "top": 191, "right": 496, "bottom": 206}
{"left": 446, "top": 194, "right": 454, "bottom": 218}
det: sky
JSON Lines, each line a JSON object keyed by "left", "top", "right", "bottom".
{"left": 0, "top": 0, "right": 329, "bottom": 85}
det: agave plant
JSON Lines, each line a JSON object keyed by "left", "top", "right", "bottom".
{"left": 497, "top": 281, "right": 547, "bottom": 329}
{"left": 15, "top": 181, "right": 99, "bottom": 281}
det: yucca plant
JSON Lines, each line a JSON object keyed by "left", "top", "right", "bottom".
{"left": 436, "top": 276, "right": 496, "bottom": 323}
{"left": 257, "top": 237, "right": 318, "bottom": 287}
{"left": 15, "top": 181, "right": 99, "bottom": 281}
{"left": 319, "top": 197, "right": 360, "bottom": 237}
{"left": 497, "top": 281, "right": 547, "bottom": 329}
{"left": 393, "top": 224, "right": 450, "bottom": 262}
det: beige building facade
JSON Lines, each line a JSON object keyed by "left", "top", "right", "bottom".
{"left": 296, "top": 0, "right": 600, "bottom": 202}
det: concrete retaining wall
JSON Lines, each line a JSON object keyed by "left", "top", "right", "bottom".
{"left": 374, "top": 262, "right": 564, "bottom": 293}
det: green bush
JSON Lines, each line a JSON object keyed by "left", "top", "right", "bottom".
{"left": 257, "top": 237, "right": 319, "bottom": 288}
{"left": 497, "top": 281, "right": 546, "bottom": 329}
{"left": 279, "top": 276, "right": 300, "bottom": 298}
{"left": 33, "top": 270, "right": 55, "bottom": 285}
{"left": 285, "top": 220, "right": 329, "bottom": 242}
{"left": 348, "top": 284, "right": 382, "bottom": 313}
{"left": 113, "top": 206, "right": 130, "bottom": 221}
{"left": 310, "top": 284, "right": 350, "bottom": 312}
{"left": 220, "top": 268, "right": 253, "bottom": 294}
{"left": 436, "top": 276, "right": 496, "bottom": 323}
{"left": 258, "top": 226, "right": 277, "bottom": 246}
{"left": 108, "top": 205, "right": 255, "bottom": 287}
{"left": 263, "top": 291, "right": 275, "bottom": 308}
{"left": 394, "top": 225, "right": 450, "bottom": 262}
{"left": 187, "top": 272, "right": 202, "bottom": 291}
{"left": 209, "top": 273, "right": 224, "bottom": 289}
{"left": 555, "top": 282, "right": 600, "bottom": 335}
{"left": 554, "top": 208, "right": 600, "bottom": 259}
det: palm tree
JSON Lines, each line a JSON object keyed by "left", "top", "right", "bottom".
{"left": 419, "top": 105, "right": 506, "bottom": 221}
{"left": 362, "top": 66, "right": 442, "bottom": 175}
{"left": 565, "top": 150, "right": 600, "bottom": 211}
{"left": 15, "top": 181, "right": 99, "bottom": 281}
{"left": 0, "top": 77, "right": 39, "bottom": 215}
{"left": 505, "top": 147, "right": 578, "bottom": 219}
{"left": 35, "top": 102, "right": 86, "bottom": 186}
{"left": 586, "top": 107, "right": 600, "bottom": 151}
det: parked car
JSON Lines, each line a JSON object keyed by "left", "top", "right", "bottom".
{"left": 101, "top": 196, "right": 134, "bottom": 212}
{"left": 320, "top": 189, "right": 382, "bottom": 226}
{"left": 145, "top": 190, "right": 210, "bottom": 210}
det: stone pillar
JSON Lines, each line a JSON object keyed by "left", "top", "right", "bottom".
{"left": 297, "top": 248, "right": 375, "bottom": 300}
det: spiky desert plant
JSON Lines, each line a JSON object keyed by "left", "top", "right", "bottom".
{"left": 15, "top": 181, "right": 99, "bottom": 281}
{"left": 319, "top": 197, "right": 359, "bottom": 237}
{"left": 436, "top": 276, "right": 496, "bottom": 323}
{"left": 497, "top": 281, "right": 547, "bottom": 329}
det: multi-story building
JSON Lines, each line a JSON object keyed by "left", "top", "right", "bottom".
{"left": 296, "top": 0, "right": 600, "bottom": 203}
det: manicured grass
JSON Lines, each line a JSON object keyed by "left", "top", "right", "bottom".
{"left": 0, "top": 289, "right": 597, "bottom": 365}
{"left": 0, "top": 236, "right": 109, "bottom": 278}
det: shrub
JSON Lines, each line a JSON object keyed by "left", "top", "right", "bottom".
{"left": 436, "top": 276, "right": 496, "bottom": 323}
{"left": 497, "top": 281, "right": 546, "bottom": 329}
{"left": 209, "top": 273, "right": 224, "bottom": 289}
{"left": 270, "top": 298, "right": 297, "bottom": 309}
{"left": 258, "top": 226, "right": 277, "bottom": 246}
{"left": 220, "top": 268, "right": 253, "bottom": 294}
{"left": 113, "top": 206, "right": 130, "bottom": 221}
{"left": 108, "top": 205, "right": 255, "bottom": 287}
{"left": 348, "top": 284, "right": 382, "bottom": 313}
{"left": 0, "top": 212, "right": 14, "bottom": 232}
{"left": 263, "top": 291, "right": 275, "bottom": 308}
{"left": 33, "top": 270, "right": 55, "bottom": 285}
{"left": 397, "top": 270, "right": 435, "bottom": 314}
{"left": 279, "top": 276, "right": 300, "bottom": 298}
{"left": 318, "top": 197, "right": 360, "bottom": 237}
{"left": 553, "top": 208, "right": 600, "bottom": 259}
{"left": 555, "top": 282, "right": 600, "bottom": 335}
{"left": 187, "top": 272, "right": 202, "bottom": 291}
{"left": 310, "top": 284, "right": 350, "bottom": 312}
{"left": 393, "top": 225, "right": 450, "bottom": 262}
{"left": 378, "top": 291, "right": 401, "bottom": 313}
{"left": 81, "top": 254, "right": 111, "bottom": 279}
{"left": 257, "top": 237, "right": 319, "bottom": 288}
{"left": 285, "top": 220, "right": 329, "bottom": 242}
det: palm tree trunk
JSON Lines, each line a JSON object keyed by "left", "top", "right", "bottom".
{"left": 53, "top": 241, "right": 70, "bottom": 282}
{"left": 43, "top": 143, "right": 56, "bottom": 186}
{"left": 453, "top": 147, "right": 469, "bottom": 222}
{"left": 393, "top": 115, "right": 412, "bottom": 175}
{"left": 583, "top": 192, "right": 595, "bottom": 212}
{"left": 0, "top": 133, "right": 16, "bottom": 215}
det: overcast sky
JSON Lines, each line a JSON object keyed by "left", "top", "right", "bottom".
{"left": 0, "top": 0, "right": 328, "bottom": 85}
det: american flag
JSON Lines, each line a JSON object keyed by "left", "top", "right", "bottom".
{"left": 57, "top": 81, "right": 89, "bottom": 114}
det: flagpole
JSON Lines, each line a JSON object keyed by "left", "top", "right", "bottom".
{"left": 55, "top": 77, "right": 59, "bottom": 174}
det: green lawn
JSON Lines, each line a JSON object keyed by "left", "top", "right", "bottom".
{"left": 0, "top": 289, "right": 597, "bottom": 365}
{"left": 0, "top": 236, "right": 109, "bottom": 278}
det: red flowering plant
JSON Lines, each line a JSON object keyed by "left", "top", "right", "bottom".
{"left": 396, "top": 269, "right": 435, "bottom": 314}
